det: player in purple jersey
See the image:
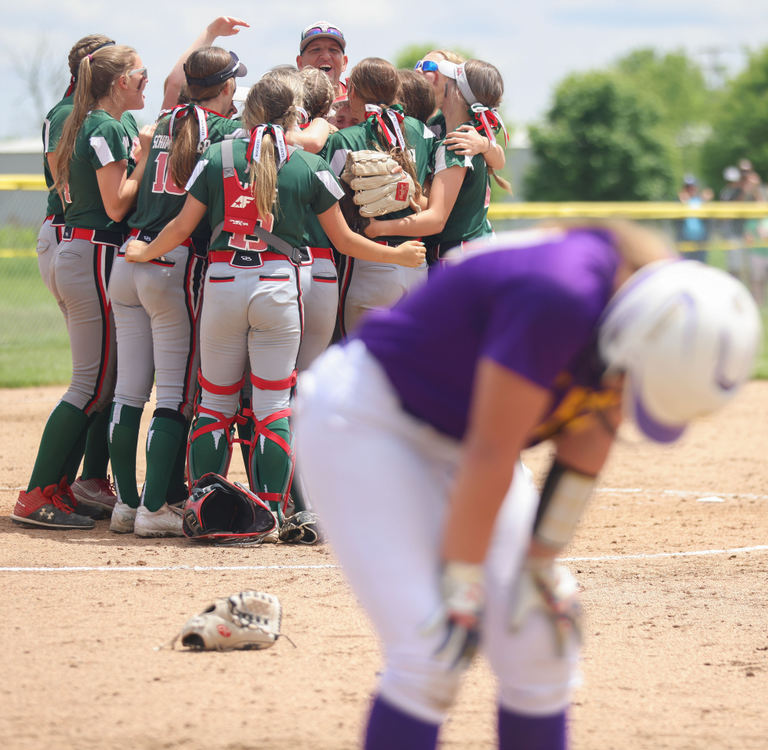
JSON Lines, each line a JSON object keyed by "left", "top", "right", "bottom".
{"left": 293, "top": 222, "right": 760, "bottom": 750}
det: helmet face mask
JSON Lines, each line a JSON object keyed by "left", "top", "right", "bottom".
{"left": 599, "top": 260, "right": 762, "bottom": 443}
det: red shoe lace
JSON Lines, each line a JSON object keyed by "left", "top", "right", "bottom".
{"left": 57, "top": 478, "right": 78, "bottom": 513}
{"left": 98, "top": 476, "right": 117, "bottom": 496}
{"left": 44, "top": 484, "right": 74, "bottom": 514}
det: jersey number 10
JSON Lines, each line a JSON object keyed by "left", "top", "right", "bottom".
{"left": 151, "top": 152, "right": 186, "bottom": 196}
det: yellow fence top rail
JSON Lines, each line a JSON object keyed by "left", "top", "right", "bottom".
{"left": 488, "top": 202, "right": 768, "bottom": 220}
{"left": 0, "top": 174, "right": 48, "bottom": 190}
{"left": 3, "top": 174, "right": 768, "bottom": 219}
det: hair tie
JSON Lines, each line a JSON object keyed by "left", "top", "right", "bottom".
{"left": 246, "top": 124, "right": 288, "bottom": 168}
{"left": 64, "top": 75, "right": 77, "bottom": 97}
{"left": 470, "top": 103, "right": 509, "bottom": 148}
{"left": 295, "top": 106, "right": 309, "bottom": 125}
{"left": 168, "top": 104, "right": 209, "bottom": 149}
{"left": 364, "top": 104, "right": 406, "bottom": 149}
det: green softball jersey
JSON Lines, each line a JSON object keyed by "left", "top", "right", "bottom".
{"left": 432, "top": 127, "right": 493, "bottom": 251}
{"left": 427, "top": 110, "right": 446, "bottom": 139}
{"left": 63, "top": 109, "right": 134, "bottom": 232}
{"left": 128, "top": 110, "right": 243, "bottom": 238}
{"left": 321, "top": 114, "right": 435, "bottom": 244}
{"left": 43, "top": 98, "right": 138, "bottom": 218}
{"left": 187, "top": 138, "right": 344, "bottom": 252}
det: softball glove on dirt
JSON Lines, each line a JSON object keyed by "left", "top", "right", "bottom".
{"left": 172, "top": 591, "right": 283, "bottom": 651}
{"left": 340, "top": 149, "right": 419, "bottom": 217}
{"left": 182, "top": 473, "right": 276, "bottom": 544}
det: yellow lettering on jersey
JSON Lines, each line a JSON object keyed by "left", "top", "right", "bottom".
{"left": 531, "top": 384, "right": 620, "bottom": 444}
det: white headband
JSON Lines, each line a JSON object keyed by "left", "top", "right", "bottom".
{"left": 437, "top": 60, "right": 478, "bottom": 106}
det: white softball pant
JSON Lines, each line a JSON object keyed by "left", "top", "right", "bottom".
{"left": 109, "top": 241, "right": 204, "bottom": 417}
{"left": 48, "top": 228, "right": 119, "bottom": 414}
{"left": 36, "top": 214, "right": 65, "bottom": 297}
{"left": 296, "top": 247, "right": 338, "bottom": 372}
{"left": 338, "top": 257, "right": 428, "bottom": 336}
{"left": 198, "top": 254, "right": 301, "bottom": 421}
{"left": 294, "top": 341, "right": 580, "bottom": 724}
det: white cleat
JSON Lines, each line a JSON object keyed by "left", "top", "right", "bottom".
{"left": 109, "top": 501, "right": 137, "bottom": 533}
{"left": 134, "top": 503, "right": 184, "bottom": 538}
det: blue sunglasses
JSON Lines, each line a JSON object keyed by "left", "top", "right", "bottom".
{"left": 414, "top": 60, "right": 439, "bottom": 73}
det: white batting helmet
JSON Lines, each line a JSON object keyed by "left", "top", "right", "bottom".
{"left": 599, "top": 259, "right": 762, "bottom": 443}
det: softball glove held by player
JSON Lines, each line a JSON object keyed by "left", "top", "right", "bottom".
{"left": 340, "top": 149, "right": 420, "bottom": 217}
{"left": 172, "top": 591, "right": 283, "bottom": 651}
{"left": 182, "top": 473, "right": 276, "bottom": 544}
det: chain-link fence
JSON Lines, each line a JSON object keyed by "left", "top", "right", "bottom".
{"left": 2, "top": 178, "right": 767, "bottom": 386}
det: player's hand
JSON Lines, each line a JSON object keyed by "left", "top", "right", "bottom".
{"left": 508, "top": 557, "right": 582, "bottom": 655}
{"left": 124, "top": 239, "right": 151, "bottom": 263}
{"left": 423, "top": 561, "right": 484, "bottom": 671}
{"left": 444, "top": 124, "right": 490, "bottom": 157}
{"left": 207, "top": 16, "right": 250, "bottom": 38}
{"left": 133, "top": 123, "right": 157, "bottom": 164}
{"left": 394, "top": 240, "right": 426, "bottom": 267}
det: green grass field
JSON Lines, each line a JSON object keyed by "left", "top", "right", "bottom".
{"left": 1, "top": 230, "right": 767, "bottom": 388}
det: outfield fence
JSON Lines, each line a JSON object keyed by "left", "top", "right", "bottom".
{"left": 2, "top": 175, "right": 768, "bottom": 386}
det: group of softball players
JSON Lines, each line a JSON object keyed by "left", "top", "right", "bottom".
{"left": 13, "top": 17, "right": 510, "bottom": 539}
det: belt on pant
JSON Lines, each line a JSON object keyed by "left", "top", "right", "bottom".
{"left": 306, "top": 246, "right": 334, "bottom": 261}
{"left": 62, "top": 226, "right": 125, "bottom": 247}
{"left": 128, "top": 227, "right": 192, "bottom": 247}
{"left": 208, "top": 250, "right": 293, "bottom": 264}
{"left": 46, "top": 214, "right": 66, "bottom": 226}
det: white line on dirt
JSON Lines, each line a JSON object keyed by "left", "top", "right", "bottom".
{"left": 0, "top": 563, "right": 341, "bottom": 572}
{"left": 2, "top": 485, "right": 768, "bottom": 499}
{"left": 561, "top": 544, "right": 768, "bottom": 562}
{"left": 1, "top": 545, "right": 767, "bottom": 573}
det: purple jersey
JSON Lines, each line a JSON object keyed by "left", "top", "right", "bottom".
{"left": 356, "top": 228, "right": 621, "bottom": 442}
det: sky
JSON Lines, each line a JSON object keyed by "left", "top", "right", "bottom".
{"left": 2, "top": 0, "right": 767, "bottom": 145}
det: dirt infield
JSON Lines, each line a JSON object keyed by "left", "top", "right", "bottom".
{"left": 1, "top": 384, "right": 766, "bottom": 750}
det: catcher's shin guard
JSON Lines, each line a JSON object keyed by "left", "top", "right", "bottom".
{"left": 244, "top": 370, "right": 297, "bottom": 520}
{"left": 187, "top": 371, "right": 246, "bottom": 481}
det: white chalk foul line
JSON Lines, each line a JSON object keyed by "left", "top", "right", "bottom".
{"left": 0, "top": 563, "right": 340, "bottom": 573}
{"left": 1, "top": 546, "right": 767, "bottom": 573}
{"left": 597, "top": 487, "right": 768, "bottom": 500}
{"left": 561, "top": 544, "right": 768, "bottom": 562}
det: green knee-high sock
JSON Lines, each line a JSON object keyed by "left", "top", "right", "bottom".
{"left": 188, "top": 415, "right": 232, "bottom": 482}
{"left": 108, "top": 403, "right": 143, "bottom": 508}
{"left": 142, "top": 410, "right": 186, "bottom": 512}
{"left": 166, "top": 419, "right": 191, "bottom": 504}
{"left": 28, "top": 400, "right": 89, "bottom": 492}
{"left": 61, "top": 429, "right": 87, "bottom": 486}
{"left": 289, "top": 458, "right": 307, "bottom": 513}
{"left": 81, "top": 407, "right": 111, "bottom": 480}
{"left": 250, "top": 416, "right": 293, "bottom": 519}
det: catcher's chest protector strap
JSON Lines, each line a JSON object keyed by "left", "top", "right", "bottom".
{"left": 218, "top": 139, "right": 303, "bottom": 265}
